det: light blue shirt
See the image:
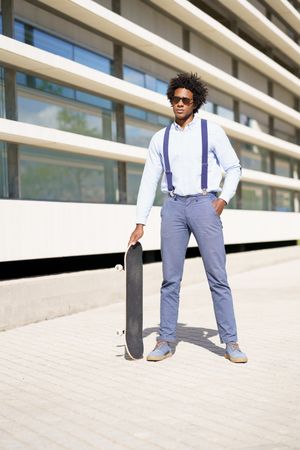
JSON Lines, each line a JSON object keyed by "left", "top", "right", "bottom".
{"left": 136, "top": 116, "right": 241, "bottom": 225}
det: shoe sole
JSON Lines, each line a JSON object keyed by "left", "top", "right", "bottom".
{"left": 146, "top": 352, "right": 172, "bottom": 362}
{"left": 224, "top": 353, "right": 248, "bottom": 363}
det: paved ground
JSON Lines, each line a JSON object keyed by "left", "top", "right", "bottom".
{"left": 0, "top": 248, "right": 300, "bottom": 450}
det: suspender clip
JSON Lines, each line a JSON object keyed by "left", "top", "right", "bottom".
{"left": 202, "top": 188, "right": 207, "bottom": 196}
{"left": 169, "top": 190, "right": 175, "bottom": 198}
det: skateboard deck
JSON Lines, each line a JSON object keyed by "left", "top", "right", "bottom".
{"left": 116, "top": 242, "right": 143, "bottom": 360}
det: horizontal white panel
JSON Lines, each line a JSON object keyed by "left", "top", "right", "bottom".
{"left": 15, "top": 1, "right": 300, "bottom": 128}
{"left": 242, "top": 168, "right": 300, "bottom": 191}
{"left": 261, "top": 0, "right": 300, "bottom": 34}
{"left": 149, "top": 0, "right": 300, "bottom": 96}
{"left": 1, "top": 114, "right": 300, "bottom": 167}
{"left": 218, "top": 0, "right": 300, "bottom": 65}
{"left": 1, "top": 118, "right": 300, "bottom": 192}
{"left": 0, "top": 119, "right": 147, "bottom": 163}
{"left": 0, "top": 199, "right": 299, "bottom": 262}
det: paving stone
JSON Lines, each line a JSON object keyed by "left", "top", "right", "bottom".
{"left": 0, "top": 248, "right": 299, "bottom": 450}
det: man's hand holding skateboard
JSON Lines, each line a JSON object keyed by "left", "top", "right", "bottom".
{"left": 128, "top": 224, "right": 144, "bottom": 247}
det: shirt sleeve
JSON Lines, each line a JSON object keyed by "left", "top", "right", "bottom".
{"left": 136, "top": 132, "right": 164, "bottom": 225}
{"left": 211, "top": 124, "right": 241, "bottom": 204}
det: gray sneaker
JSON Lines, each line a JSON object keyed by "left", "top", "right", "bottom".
{"left": 225, "top": 342, "right": 248, "bottom": 363}
{"left": 147, "top": 341, "right": 172, "bottom": 362}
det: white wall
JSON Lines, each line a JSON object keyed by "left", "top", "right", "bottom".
{"left": 238, "top": 62, "right": 268, "bottom": 94}
{"left": 190, "top": 32, "right": 232, "bottom": 74}
{"left": 121, "top": 0, "right": 183, "bottom": 47}
{"left": 0, "top": 199, "right": 299, "bottom": 262}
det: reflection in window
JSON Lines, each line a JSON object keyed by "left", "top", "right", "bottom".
{"left": 124, "top": 65, "right": 168, "bottom": 95}
{"left": 125, "top": 105, "right": 170, "bottom": 148}
{"left": 217, "top": 105, "right": 234, "bottom": 121}
{"left": 74, "top": 47, "right": 111, "bottom": 73}
{"left": 274, "top": 157, "right": 290, "bottom": 178}
{"left": 20, "top": 146, "right": 118, "bottom": 203}
{"left": 126, "top": 162, "right": 164, "bottom": 206}
{"left": 124, "top": 66, "right": 145, "bottom": 87}
{"left": 13, "top": 19, "right": 112, "bottom": 75}
{"left": 275, "top": 189, "right": 293, "bottom": 212}
{"left": 240, "top": 144, "right": 271, "bottom": 173}
{"left": 33, "top": 28, "right": 73, "bottom": 59}
{"left": 241, "top": 183, "right": 271, "bottom": 210}
{"left": 18, "top": 91, "right": 116, "bottom": 141}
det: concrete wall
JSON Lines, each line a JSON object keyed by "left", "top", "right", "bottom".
{"left": 1, "top": 245, "right": 300, "bottom": 331}
{"left": 121, "top": 0, "right": 183, "bottom": 47}
{"left": 1, "top": 199, "right": 300, "bottom": 262}
{"left": 190, "top": 32, "right": 232, "bottom": 74}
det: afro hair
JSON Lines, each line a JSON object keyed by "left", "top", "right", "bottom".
{"left": 167, "top": 73, "right": 208, "bottom": 113}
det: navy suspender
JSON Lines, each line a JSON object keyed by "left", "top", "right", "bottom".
{"left": 162, "top": 119, "right": 208, "bottom": 196}
{"left": 200, "top": 119, "right": 208, "bottom": 194}
{"left": 163, "top": 123, "right": 173, "bottom": 193}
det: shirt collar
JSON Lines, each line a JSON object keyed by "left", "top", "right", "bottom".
{"left": 173, "top": 115, "right": 199, "bottom": 131}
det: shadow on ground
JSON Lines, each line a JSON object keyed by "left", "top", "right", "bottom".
{"left": 143, "top": 323, "right": 224, "bottom": 357}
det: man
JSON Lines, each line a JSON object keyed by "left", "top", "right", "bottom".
{"left": 128, "top": 73, "right": 247, "bottom": 364}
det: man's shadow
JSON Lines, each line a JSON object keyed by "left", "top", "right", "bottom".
{"left": 143, "top": 323, "right": 224, "bottom": 357}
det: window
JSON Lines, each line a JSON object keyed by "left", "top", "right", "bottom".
{"left": 0, "top": 142, "right": 8, "bottom": 198}
{"left": 240, "top": 144, "right": 271, "bottom": 173}
{"left": 124, "top": 65, "right": 168, "bottom": 95}
{"left": 74, "top": 47, "right": 111, "bottom": 73}
{"left": 241, "top": 183, "right": 271, "bottom": 210}
{"left": 0, "top": 66, "right": 5, "bottom": 118}
{"left": 274, "top": 189, "right": 293, "bottom": 212}
{"left": 125, "top": 106, "right": 170, "bottom": 148}
{"left": 17, "top": 73, "right": 116, "bottom": 141}
{"left": 274, "top": 156, "right": 291, "bottom": 178}
{"left": 20, "top": 146, "right": 118, "bottom": 203}
{"left": 126, "top": 162, "right": 164, "bottom": 206}
{"left": 124, "top": 66, "right": 145, "bottom": 87}
{"left": 33, "top": 29, "right": 73, "bottom": 59}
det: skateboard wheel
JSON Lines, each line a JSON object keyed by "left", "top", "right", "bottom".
{"left": 115, "top": 264, "right": 123, "bottom": 271}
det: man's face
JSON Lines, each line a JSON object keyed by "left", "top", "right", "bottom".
{"left": 171, "top": 88, "right": 194, "bottom": 121}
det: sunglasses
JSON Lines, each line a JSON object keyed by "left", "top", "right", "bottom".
{"left": 171, "top": 96, "right": 193, "bottom": 105}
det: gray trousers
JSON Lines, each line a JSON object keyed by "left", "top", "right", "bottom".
{"left": 159, "top": 192, "right": 238, "bottom": 344}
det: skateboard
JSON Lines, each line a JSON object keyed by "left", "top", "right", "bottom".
{"left": 116, "top": 242, "right": 143, "bottom": 360}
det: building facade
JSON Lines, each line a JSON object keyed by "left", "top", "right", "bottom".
{"left": 0, "top": 0, "right": 300, "bottom": 267}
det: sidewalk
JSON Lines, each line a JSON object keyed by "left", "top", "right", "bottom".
{"left": 0, "top": 247, "right": 300, "bottom": 450}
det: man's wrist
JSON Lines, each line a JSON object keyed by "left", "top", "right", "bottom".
{"left": 219, "top": 198, "right": 227, "bottom": 205}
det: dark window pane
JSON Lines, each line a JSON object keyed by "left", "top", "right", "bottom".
{"left": 35, "top": 78, "right": 75, "bottom": 99}
{"left": 20, "top": 146, "right": 118, "bottom": 203}
{"left": 76, "top": 90, "right": 112, "bottom": 110}
{"left": 33, "top": 29, "right": 73, "bottom": 59}
{"left": 124, "top": 66, "right": 145, "bottom": 87}
{"left": 0, "top": 141, "right": 8, "bottom": 198}
{"left": 156, "top": 79, "right": 168, "bottom": 95}
{"left": 0, "top": 67, "right": 5, "bottom": 117}
{"left": 74, "top": 46, "right": 111, "bottom": 73}
{"left": 125, "top": 106, "right": 147, "bottom": 121}
{"left": 15, "top": 20, "right": 25, "bottom": 41}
